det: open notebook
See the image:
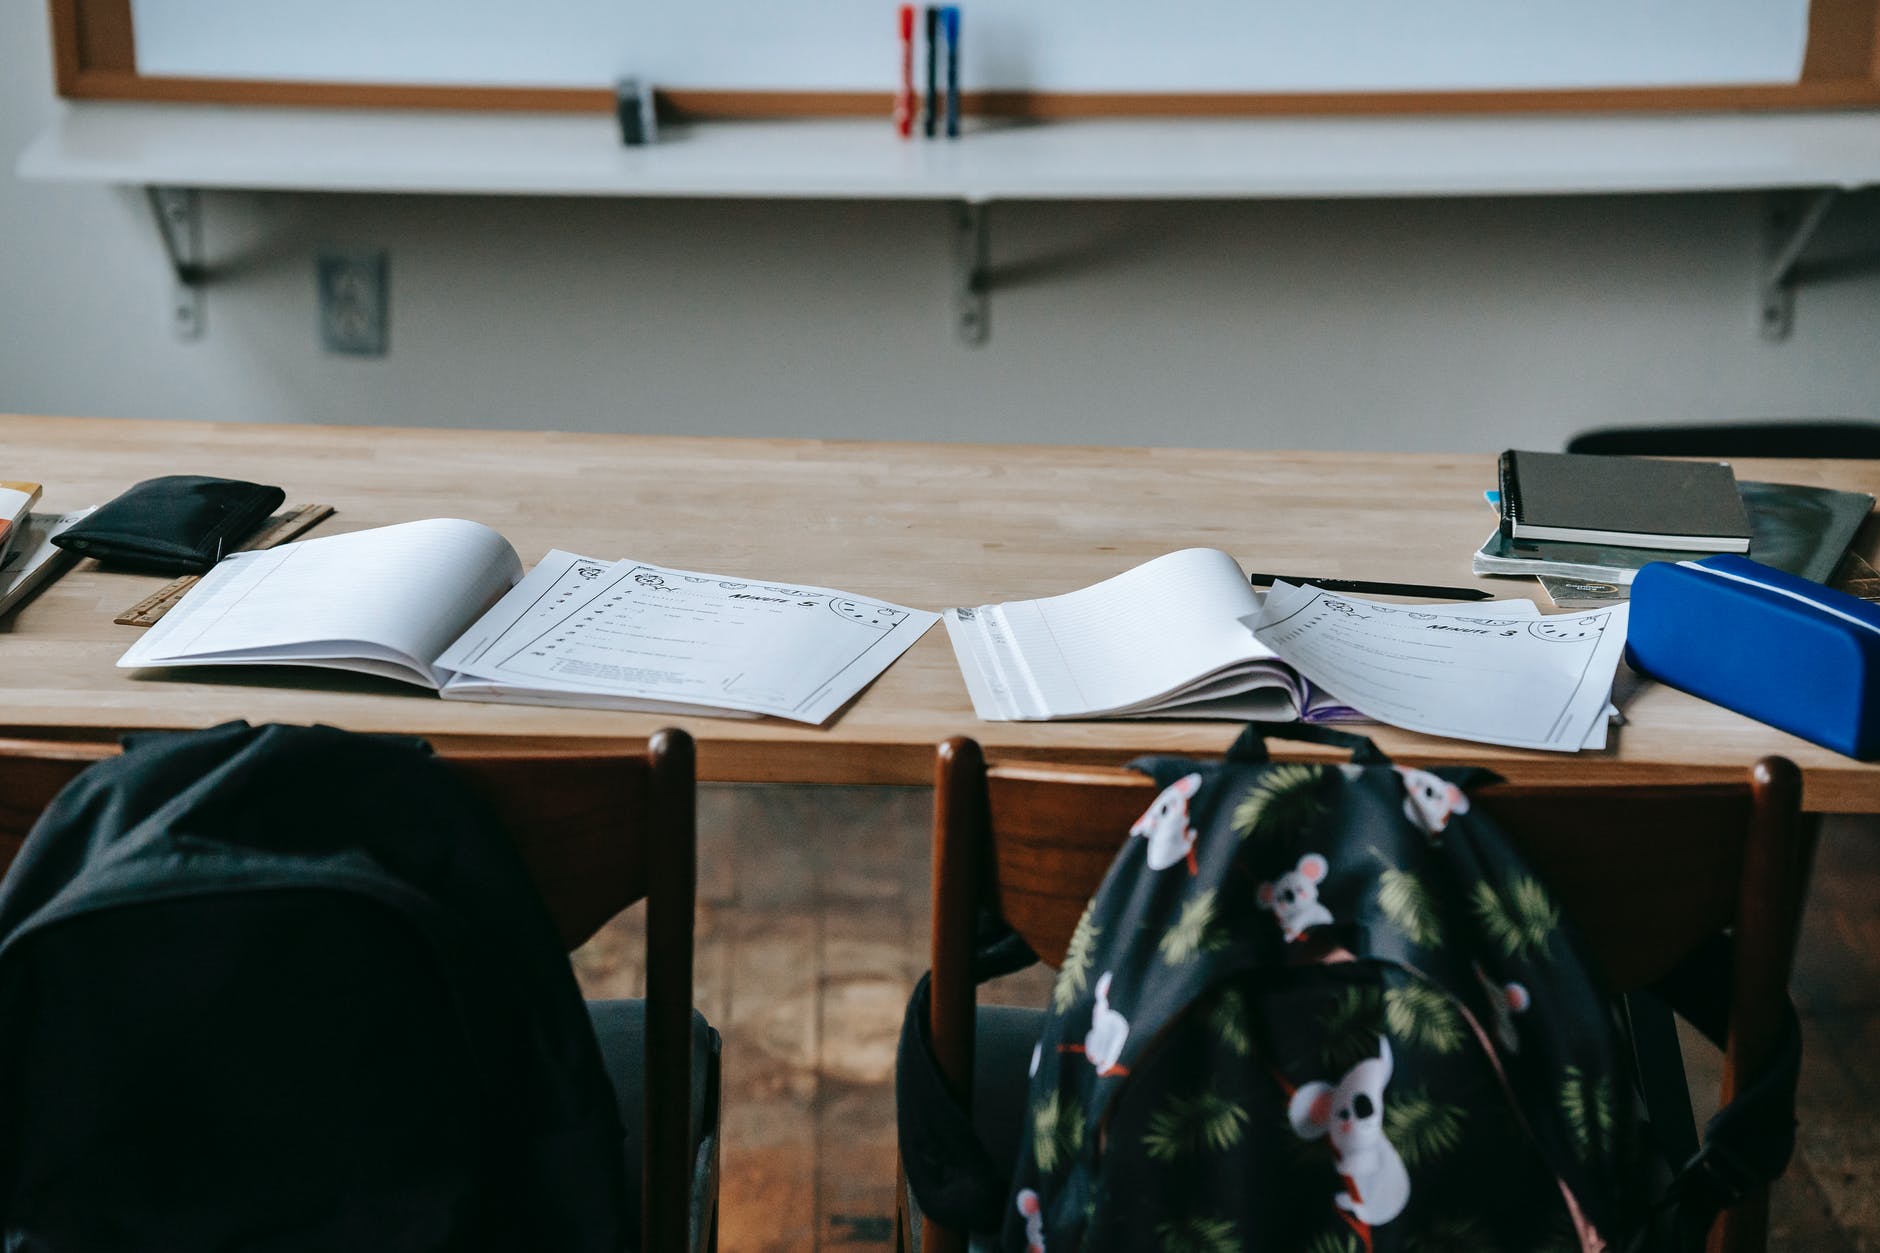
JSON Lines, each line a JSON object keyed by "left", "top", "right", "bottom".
{"left": 944, "top": 548, "right": 1541, "bottom": 722}
{"left": 944, "top": 549, "right": 1620, "bottom": 751}
{"left": 119, "top": 519, "right": 937, "bottom": 725}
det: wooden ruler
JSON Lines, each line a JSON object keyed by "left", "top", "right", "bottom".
{"left": 115, "top": 504, "right": 336, "bottom": 627}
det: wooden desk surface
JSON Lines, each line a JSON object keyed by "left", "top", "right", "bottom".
{"left": 5, "top": 414, "right": 1878, "bottom": 810}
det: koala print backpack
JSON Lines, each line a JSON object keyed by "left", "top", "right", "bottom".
{"left": 995, "top": 723, "right": 1800, "bottom": 1253}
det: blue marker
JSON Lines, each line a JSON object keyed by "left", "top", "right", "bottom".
{"left": 943, "top": 7, "right": 961, "bottom": 139}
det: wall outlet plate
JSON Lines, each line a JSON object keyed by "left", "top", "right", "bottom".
{"left": 317, "top": 250, "right": 388, "bottom": 356}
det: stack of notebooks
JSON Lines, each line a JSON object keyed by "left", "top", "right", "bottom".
{"left": 1474, "top": 450, "right": 1874, "bottom": 603}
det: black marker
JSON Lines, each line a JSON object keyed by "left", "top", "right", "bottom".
{"left": 1248, "top": 573, "right": 1494, "bottom": 602}
{"left": 923, "top": 6, "right": 939, "bottom": 138}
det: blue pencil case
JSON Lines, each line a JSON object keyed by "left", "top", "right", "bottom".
{"left": 1627, "top": 554, "right": 1880, "bottom": 759}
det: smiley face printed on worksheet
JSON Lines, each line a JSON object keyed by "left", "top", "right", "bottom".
{"left": 829, "top": 599, "right": 908, "bottom": 629}
{"left": 1528, "top": 617, "right": 1604, "bottom": 643}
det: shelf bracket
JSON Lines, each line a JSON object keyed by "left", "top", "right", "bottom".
{"left": 1758, "top": 189, "right": 1837, "bottom": 342}
{"left": 146, "top": 186, "right": 206, "bottom": 340}
{"left": 954, "top": 200, "right": 989, "bottom": 346}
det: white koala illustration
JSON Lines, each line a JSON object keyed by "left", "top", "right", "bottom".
{"left": 1288, "top": 1038, "right": 1410, "bottom": 1229}
{"left": 1130, "top": 772, "right": 1203, "bottom": 872}
{"left": 1016, "top": 1189, "right": 1046, "bottom": 1253}
{"left": 1257, "top": 853, "right": 1334, "bottom": 942}
{"left": 1083, "top": 971, "right": 1130, "bottom": 1077}
{"left": 1395, "top": 766, "right": 1470, "bottom": 836}
{"left": 1474, "top": 963, "right": 1532, "bottom": 1054}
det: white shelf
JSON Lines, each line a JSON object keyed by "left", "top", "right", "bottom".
{"left": 18, "top": 101, "right": 1880, "bottom": 200}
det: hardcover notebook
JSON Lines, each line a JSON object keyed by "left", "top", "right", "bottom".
{"left": 1498, "top": 450, "right": 1752, "bottom": 552}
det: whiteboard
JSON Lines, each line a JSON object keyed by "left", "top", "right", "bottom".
{"left": 130, "top": 0, "right": 1810, "bottom": 95}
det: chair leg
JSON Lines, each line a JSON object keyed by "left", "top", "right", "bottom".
{"left": 1713, "top": 1192, "right": 1769, "bottom": 1253}
{"left": 894, "top": 1155, "right": 911, "bottom": 1253}
{"left": 1711, "top": 763, "right": 1817, "bottom": 1253}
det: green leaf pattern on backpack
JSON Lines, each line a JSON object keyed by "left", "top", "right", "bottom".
{"left": 1229, "top": 764, "right": 1327, "bottom": 841}
{"left": 1054, "top": 900, "right": 1100, "bottom": 1012}
{"left": 1375, "top": 860, "right": 1444, "bottom": 949}
{"left": 1143, "top": 1086, "right": 1252, "bottom": 1161}
{"left": 1384, "top": 979, "right": 1466, "bottom": 1054}
{"left": 1159, "top": 888, "right": 1229, "bottom": 966}
{"left": 1032, "top": 1088, "right": 1086, "bottom": 1173}
{"left": 1318, "top": 984, "right": 1385, "bottom": 1074}
{"left": 1560, "top": 1065, "right": 1615, "bottom": 1161}
{"left": 1470, "top": 876, "right": 1560, "bottom": 960}
{"left": 1206, "top": 985, "right": 1253, "bottom": 1057}
{"left": 1301, "top": 1230, "right": 1363, "bottom": 1253}
{"left": 1156, "top": 1215, "right": 1241, "bottom": 1253}
{"left": 1384, "top": 1085, "right": 1469, "bottom": 1168}
{"left": 1405, "top": 1216, "right": 1499, "bottom": 1253}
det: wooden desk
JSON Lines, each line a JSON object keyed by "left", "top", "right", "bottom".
{"left": 4, "top": 414, "right": 1877, "bottom": 811}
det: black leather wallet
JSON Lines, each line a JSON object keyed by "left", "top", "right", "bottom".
{"left": 52, "top": 475, "right": 285, "bottom": 575}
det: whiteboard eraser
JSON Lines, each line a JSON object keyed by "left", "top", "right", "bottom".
{"left": 616, "top": 78, "right": 658, "bottom": 146}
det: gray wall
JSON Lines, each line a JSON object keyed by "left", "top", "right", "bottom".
{"left": 4, "top": 2, "right": 1877, "bottom": 451}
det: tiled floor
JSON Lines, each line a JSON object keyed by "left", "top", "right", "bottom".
{"left": 571, "top": 789, "right": 1880, "bottom": 1253}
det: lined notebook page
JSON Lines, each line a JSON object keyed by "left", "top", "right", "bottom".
{"left": 121, "top": 519, "right": 522, "bottom": 686}
{"left": 984, "top": 547, "right": 1268, "bottom": 716}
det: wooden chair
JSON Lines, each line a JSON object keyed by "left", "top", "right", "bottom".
{"left": 0, "top": 729, "right": 715, "bottom": 1253}
{"left": 912, "top": 738, "right": 1815, "bottom": 1253}
{"left": 1566, "top": 420, "right": 1880, "bottom": 459}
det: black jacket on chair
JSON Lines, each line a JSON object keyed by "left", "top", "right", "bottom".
{"left": 0, "top": 721, "right": 631, "bottom": 1252}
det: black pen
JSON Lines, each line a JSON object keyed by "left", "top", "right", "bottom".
{"left": 1247, "top": 573, "right": 1494, "bottom": 602}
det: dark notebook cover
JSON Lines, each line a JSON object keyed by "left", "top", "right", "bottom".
{"left": 1499, "top": 449, "right": 1753, "bottom": 551}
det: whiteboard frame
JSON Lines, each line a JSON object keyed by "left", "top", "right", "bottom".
{"left": 50, "top": 0, "right": 1880, "bottom": 117}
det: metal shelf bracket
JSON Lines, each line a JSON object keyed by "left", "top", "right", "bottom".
{"left": 954, "top": 200, "right": 989, "bottom": 346}
{"left": 146, "top": 186, "right": 205, "bottom": 340}
{"left": 1759, "top": 189, "right": 1838, "bottom": 342}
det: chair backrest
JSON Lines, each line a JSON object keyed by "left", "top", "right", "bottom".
{"left": 928, "top": 737, "right": 1812, "bottom": 1253}
{"left": 0, "top": 728, "right": 698, "bottom": 1253}
{"left": 1566, "top": 420, "right": 1880, "bottom": 459}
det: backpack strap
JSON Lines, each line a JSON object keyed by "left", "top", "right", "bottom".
{"left": 1647, "top": 936, "right": 1803, "bottom": 1252}
{"left": 895, "top": 914, "right": 1040, "bottom": 1235}
{"left": 1225, "top": 721, "right": 1391, "bottom": 766}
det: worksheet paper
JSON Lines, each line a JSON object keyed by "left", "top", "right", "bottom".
{"left": 1250, "top": 582, "right": 1628, "bottom": 753}
{"left": 434, "top": 550, "right": 938, "bottom": 725}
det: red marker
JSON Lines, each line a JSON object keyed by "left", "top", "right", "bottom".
{"left": 895, "top": 4, "right": 916, "bottom": 137}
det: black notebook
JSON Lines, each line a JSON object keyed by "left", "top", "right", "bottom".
{"left": 1497, "top": 449, "right": 1753, "bottom": 552}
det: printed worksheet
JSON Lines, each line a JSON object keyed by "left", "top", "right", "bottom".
{"left": 435, "top": 550, "right": 938, "bottom": 725}
{"left": 1251, "top": 582, "right": 1628, "bottom": 752}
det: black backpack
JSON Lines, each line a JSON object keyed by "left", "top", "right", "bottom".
{"left": 0, "top": 722, "right": 631, "bottom": 1252}
{"left": 900, "top": 724, "right": 1799, "bottom": 1253}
